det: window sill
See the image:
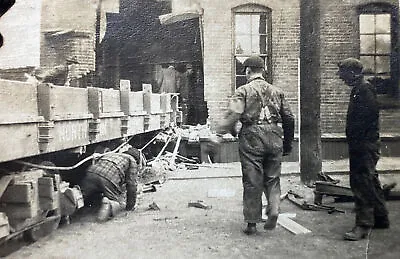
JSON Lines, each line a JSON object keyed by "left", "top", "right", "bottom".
{"left": 377, "top": 94, "right": 400, "bottom": 109}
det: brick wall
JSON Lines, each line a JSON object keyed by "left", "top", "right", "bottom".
{"left": 200, "top": 0, "right": 399, "bottom": 135}
{"left": 40, "top": 0, "right": 99, "bottom": 82}
{"left": 201, "top": 0, "right": 299, "bottom": 129}
{"left": 41, "top": 31, "right": 95, "bottom": 81}
{"left": 320, "top": 0, "right": 399, "bottom": 135}
{"left": 320, "top": 1, "right": 356, "bottom": 134}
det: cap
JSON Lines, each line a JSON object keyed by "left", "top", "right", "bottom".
{"left": 337, "top": 58, "right": 363, "bottom": 73}
{"left": 243, "top": 56, "right": 264, "bottom": 69}
{"left": 124, "top": 147, "right": 141, "bottom": 162}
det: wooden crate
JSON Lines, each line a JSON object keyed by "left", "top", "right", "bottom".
{"left": 37, "top": 84, "right": 92, "bottom": 152}
{"left": 0, "top": 79, "right": 44, "bottom": 163}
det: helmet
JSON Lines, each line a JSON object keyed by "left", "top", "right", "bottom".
{"left": 337, "top": 58, "right": 363, "bottom": 73}
{"left": 243, "top": 56, "right": 264, "bottom": 69}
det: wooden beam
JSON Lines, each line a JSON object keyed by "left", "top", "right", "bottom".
{"left": 300, "top": 0, "right": 322, "bottom": 186}
{"left": 278, "top": 215, "right": 311, "bottom": 235}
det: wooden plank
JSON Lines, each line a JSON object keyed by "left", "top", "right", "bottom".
{"left": 38, "top": 84, "right": 89, "bottom": 120}
{"left": 278, "top": 216, "right": 311, "bottom": 235}
{"left": 262, "top": 208, "right": 296, "bottom": 221}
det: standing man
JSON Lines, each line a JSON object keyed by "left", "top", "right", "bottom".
{"left": 79, "top": 146, "right": 140, "bottom": 222}
{"left": 337, "top": 58, "right": 389, "bottom": 241}
{"left": 214, "top": 56, "right": 295, "bottom": 235}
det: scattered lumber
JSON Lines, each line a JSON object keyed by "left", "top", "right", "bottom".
{"left": 277, "top": 216, "right": 311, "bottom": 235}
{"left": 314, "top": 181, "right": 399, "bottom": 204}
{"left": 188, "top": 200, "right": 212, "bottom": 210}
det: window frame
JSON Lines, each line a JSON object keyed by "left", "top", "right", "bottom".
{"left": 357, "top": 3, "right": 399, "bottom": 101}
{"left": 232, "top": 5, "right": 272, "bottom": 89}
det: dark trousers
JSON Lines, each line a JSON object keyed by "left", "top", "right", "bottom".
{"left": 348, "top": 141, "right": 388, "bottom": 227}
{"left": 239, "top": 124, "right": 283, "bottom": 223}
{"left": 80, "top": 172, "right": 122, "bottom": 205}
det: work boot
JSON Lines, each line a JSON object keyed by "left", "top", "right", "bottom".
{"left": 374, "top": 216, "right": 390, "bottom": 229}
{"left": 109, "top": 200, "right": 122, "bottom": 217}
{"left": 97, "top": 197, "right": 112, "bottom": 222}
{"left": 243, "top": 223, "right": 257, "bottom": 235}
{"left": 344, "top": 226, "right": 371, "bottom": 241}
{"left": 264, "top": 215, "right": 278, "bottom": 230}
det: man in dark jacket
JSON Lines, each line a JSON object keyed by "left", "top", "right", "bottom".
{"left": 80, "top": 147, "right": 140, "bottom": 221}
{"left": 215, "top": 56, "right": 295, "bottom": 235}
{"left": 337, "top": 58, "right": 389, "bottom": 241}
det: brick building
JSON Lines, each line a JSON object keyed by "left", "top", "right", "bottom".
{"left": 0, "top": 0, "right": 118, "bottom": 85}
{"left": 0, "top": 0, "right": 399, "bottom": 158}
{"left": 163, "top": 0, "right": 400, "bottom": 158}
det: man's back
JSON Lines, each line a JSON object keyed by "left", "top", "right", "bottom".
{"left": 236, "top": 78, "right": 290, "bottom": 125}
{"left": 346, "top": 80, "right": 379, "bottom": 142}
{"left": 88, "top": 153, "right": 131, "bottom": 187}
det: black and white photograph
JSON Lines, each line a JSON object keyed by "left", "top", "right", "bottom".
{"left": 0, "top": 0, "right": 399, "bottom": 258}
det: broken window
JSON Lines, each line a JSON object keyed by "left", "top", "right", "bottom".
{"left": 233, "top": 5, "right": 272, "bottom": 88}
{"left": 358, "top": 3, "right": 399, "bottom": 98}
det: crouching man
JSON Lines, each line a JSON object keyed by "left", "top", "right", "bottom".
{"left": 80, "top": 146, "right": 141, "bottom": 222}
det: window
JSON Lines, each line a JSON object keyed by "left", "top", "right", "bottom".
{"left": 233, "top": 5, "right": 272, "bottom": 88}
{"left": 358, "top": 3, "right": 399, "bottom": 97}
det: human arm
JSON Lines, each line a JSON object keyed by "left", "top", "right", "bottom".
{"left": 125, "top": 156, "right": 138, "bottom": 211}
{"left": 280, "top": 95, "right": 295, "bottom": 156}
{"left": 216, "top": 90, "right": 245, "bottom": 135}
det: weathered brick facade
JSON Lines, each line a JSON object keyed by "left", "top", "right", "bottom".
{"left": 200, "top": 0, "right": 300, "bottom": 129}
{"left": 320, "top": 0, "right": 400, "bottom": 135}
{"left": 197, "top": 0, "right": 400, "bottom": 136}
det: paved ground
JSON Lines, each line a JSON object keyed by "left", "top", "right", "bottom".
{"left": 1, "top": 158, "right": 400, "bottom": 259}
